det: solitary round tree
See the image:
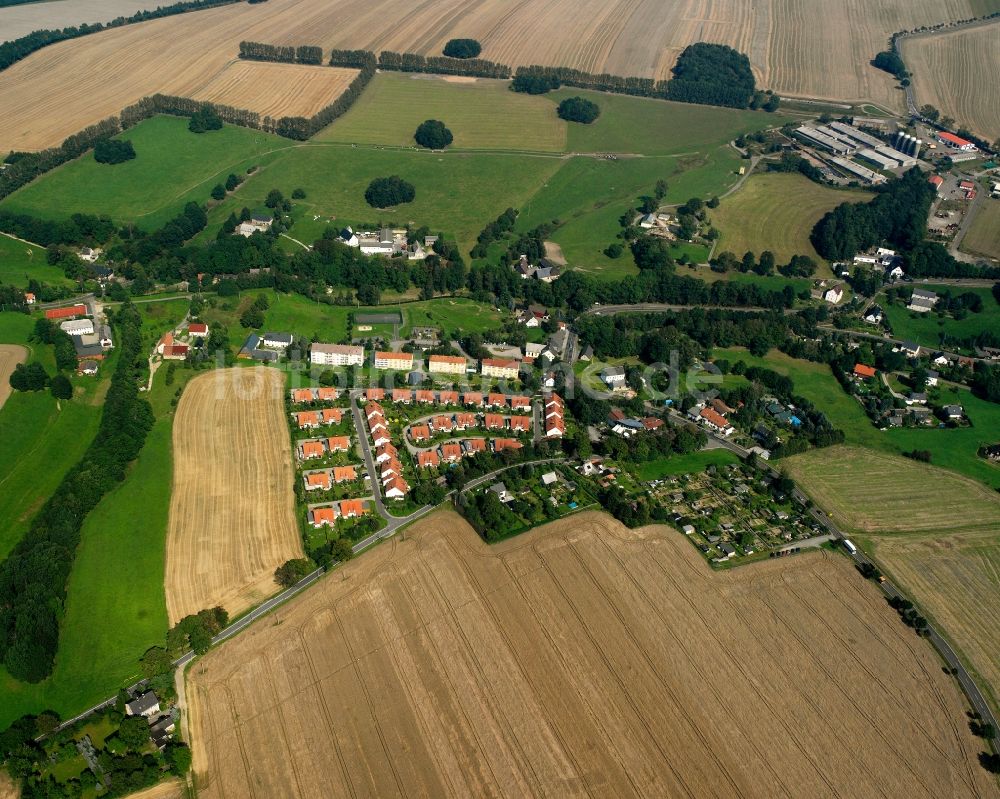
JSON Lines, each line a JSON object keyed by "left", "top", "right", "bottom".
{"left": 442, "top": 38, "right": 481, "bottom": 59}
{"left": 365, "top": 175, "right": 416, "bottom": 208}
{"left": 414, "top": 119, "right": 454, "bottom": 150}
{"left": 557, "top": 97, "right": 600, "bottom": 124}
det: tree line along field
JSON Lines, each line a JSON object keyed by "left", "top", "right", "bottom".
{"left": 962, "top": 200, "right": 1000, "bottom": 262}
{"left": 785, "top": 445, "right": 1000, "bottom": 718}
{"left": 712, "top": 172, "right": 873, "bottom": 263}
{"left": 0, "top": 0, "right": 170, "bottom": 42}
{"left": 1, "top": 0, "right": 994, "bottom": 152}
{"left": 901, "top": 20, "right": 1000, "bottom": 142}
{"left": 190, "top": 61, "right": 361, "bottom": 121}
{"left": 185, "top": 509, "right": 993, "bottom": 798}
{"left": 165, "top": 367, "right": 302, "bottom": 624}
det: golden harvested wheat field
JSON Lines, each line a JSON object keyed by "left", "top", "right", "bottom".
{"left": 902, "top": 22, "right": 1000, "bottom": 141}
{"left": 190, "top": 61, "right": 360, "bottom": 119}
{"left": 164, "top": 367, "right": 301, "bottom": 624}
{"left": 787, "top": 446, "right": 1000, "bottom": 715}
{"left": 185, "top": 510, "right": 993, "bottom": 798}
{"left": 0, "top": 0, "right": 992, "bottom": 152}
{"left": 0, "top": 345, "right": 27, "bottom": 411}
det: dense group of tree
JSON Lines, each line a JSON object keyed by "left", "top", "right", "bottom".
{"left": 0, "top": 283, "right": 30, "bottom": 312}
{"left": 378, "top": 50, "right": 510, "bottom": 78}
{"left": 0, "top": 208, "right": 113, "bottom": 247}
{"left": 442, "top": 38, "right": 481, "bottom": 59}
{"left": 470, "top": 207, "right": 518, "bottom": 258}
{"left": 364, "top": 175, "right": 416, "bottom": 208}
{"left": 872, "top": 50, "right": 909, "bottom": 81}
{"left": 413, "top": 119, "right": 453, "bottom": 149}
{"left": 766, "top": 151, "right": 824, "bottom": 183}
{"left": 237, "top": 41, "right": 322, "bottom": 65}
{"left": 0, "top": 304, "right": 153, "bottom": 682}
{"left": 188, "top": 104, "right": 223, "bottom": 133}
{"left": 328, "top": 49, "right": 377, "bottom": 69}
{"left": 167, "top": 607, "right": 228, "bottom": 656}
{"left": 0, "top": 0, "right": 240, "bottom": 73}
{"left": 557, "top": 97, "right": 600, "bottom": 124}
{"left": 664, "top": 43, "right": 763, "bottom": 109}
{"left": 93, "top": 138, "right": 136, "bottom": 164}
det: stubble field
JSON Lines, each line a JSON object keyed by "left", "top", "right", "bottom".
{"left": 786, "top": 445, "right": 1000, "bottom": 715}
{"left": 186, "top": 510, "right": 992, "bottom": 798}
{"left": 962, "top": 199, "right": 1000, "bottom": 261}
{"left": 164, "top": 367, "right": 301, "bottom": 623}
{"left": 0, "top": 0, "right": 992, "bottom": 152}
{"left": 901, "top": 21, "right": 1000, "bottom": 141}
{"left": 190, "top": 61, "right": 360, "bottom": 120}
{"left": 0, "top": 345, "right": 27, "bottom": 411}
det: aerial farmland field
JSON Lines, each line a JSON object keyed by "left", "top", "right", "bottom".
{"left": 712, "top": 172, "right": 873, "bottom": 263}
{"left": 186, "top": 510, "right": 992, "bottom": 798}
{"left": 785, "top": 445, "right": 1000, "bottom": 716}
{"left": 962, "top": 199, "right": 1000, "bottom": 262}
{"left": 0, "top": 0, "right": 991, "bottom": 153}
{"left": 164, "top": 367, "right": 301, "bottom": 623}
{"left": 901, "top": 20, "right": 1000, "bottom": 141}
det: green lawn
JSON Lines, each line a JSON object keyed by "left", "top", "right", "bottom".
{"left": 549, "top": 88, "right": 791, "bottom": 156}
{"left": 1, "top": 116, "right": 290, "bottom": 231}
{"left": 633, "top": 448, "right": 740, "bottom": 480}
{"left": 0, "top": 234, "right": 70, "bottom": 288}
{"left": 713, "top": 347, "right": 1000, "bottom": 489}
{"left": 0, "top": 312, "right": 105, "bottom": 560}
{"left": 315, "top": 72, "right": 567, "bottom": 152}
{"left": 200, "top": 144, "right": 564, "bottom": 256}
{"left": 711, "top": 172, "right": 872, "bottom": 263}
{"left": 0, "top": 363, "right": 181, "bottom": 729}
{"left": 882, "top": 286, "right": 1000, "bottom": 351}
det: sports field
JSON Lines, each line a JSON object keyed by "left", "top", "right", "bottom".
{"left": 0, "top": 234, "right": 69, "bottom": 288}
{"left": 1, "top": 116, "right": 290, "bottom": 230}
{"left": 190, "top": 61, "right": 360, "bottom": 120}
{"left": 712, "top": 172, "right": 873, "bottom": 263}
{"left": 901, "top": 20, "right": 1000, "bottom": 141}
{"left": 962, "top": 199, "right": 1000, "bottom": 261}
{"left": 186, "top": 510, "right": 991, "bottom": 798}
{"left": 785, "top": 445, "right": 1000, "bottom": 715}
{"left": 165, "top": 367, "right": 301, "bottom": 623}
{"left": 316, "top": 72, "right": 567, "bottom": 152}
{"left": 883, "top": 285, "right": 1000, "bottom": 350}
{"left": 1, "top": 0, "right": 987, "bottom": 152}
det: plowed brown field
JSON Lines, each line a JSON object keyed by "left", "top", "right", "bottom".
{"left": 901, "top": 21, "right": 1000, "bottom": 140}
{"left": 0, "top": 0, "right": 989, "bottom": 152}
{"left": 164, "top": 367, "right": 300, "bottom": 623}
{"left": 0, "top": 345, "right": 27, "bottom": 411}
{"left": 190, "top": 61, "right": 360, "bottom": 120}
{"left": 186, "top": 510, "right": 992, "bottom": 798}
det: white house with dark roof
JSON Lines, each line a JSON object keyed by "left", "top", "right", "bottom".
{"left": 262, "top": 332, "right": 293, "bottom": 350}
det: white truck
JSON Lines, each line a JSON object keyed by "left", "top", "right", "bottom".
{"left": 842, "top": 539, "right": 858, "bottom": 555}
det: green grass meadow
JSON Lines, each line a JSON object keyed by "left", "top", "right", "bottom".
{"left": 883, "top": 285, "right": 1000, "bottom": 351}
{"left": 1, "top": 116, "right": 291, "bottom": 230}
{"left": 315, "top": 72, "right": 567, "bottom": 152}
{"left": 0, "top": 234, "right": 70, "bottom": 288}
{"left": 633, "top": 448, "right": 741, "bottom": 480}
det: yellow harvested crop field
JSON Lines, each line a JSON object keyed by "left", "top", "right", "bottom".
{"left": 0, "top": 345, "right": 27, "bottom": 411}
{"left": 164, "top": 367, "right": 301, "bottom": 623}
{"left": 787, "top": 445, "right": 1000, "bottom": 714}
{"left": 186, "top": 510, "right": 992, "bottom": 798}
{"left": 0, "top": 0, "right": 989, "bottom": 152}
{"left": 190, "top": 61, "right": 360, "bottom": 120}
{"left": 902, "top": 21, "right": 1000, "bottom": 141}
{"left": 963, "top": 199, "right": 1000, "bottom": 261}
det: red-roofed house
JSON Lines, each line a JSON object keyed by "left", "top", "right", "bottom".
{"left": 484, "top": 413, "right": 505, "bottom": 430}
{"left": 428, "top": 354, "right": 466, "bottom": 375}
{"left": 340, "top": 499, "right": 366, "bottom": 519}
{"left": 321, "top": 408, "right": 343, "bottom": 424}
{"left": 418, "top": 451, "right": 440, "bottom": 469}
{"left": 493, "top": 438, "right": 524, "bottom": 452}
{"left": 463, "top": 438, "right": 486, "bottom": 455}
{"left": 937, "top": 131, "right": 976, "bottom": 151}
{"left": 374, "top": 442, "right": 398, "bottom": 463}
{"left": 292, "top": 388, "right": 314, "bottom": 403}
{"left": 296, "top": 411, "right": 320, "bottom": 429}
{"left": 454, "top": 412, "right": 476, "bottom": 430}
{"left": 415, "top": 389, "right": 435, "bottom": 403}
{"left": 374, "top": 351, "right": 414, "bottom": 370}
{"left": 392, "top": 389, "right": 413, "bottom": 404}
{"left": 482, "top": 358, "right": 519, "bottom": 379}
{"left": 410, "top": 424, "right": 431, "bottom": 442}
{"left": 853, "top": 363, "right": 877, "bottom": 379}
{"left": 384, "top": 476, "right": 410, "bottom": 499}
{"left": 327, "top": 436, "right": 351, "bottom": 453}
{"left": 188, "top": 322, "right": 208, "bottom": 337}
{"left": 545, "top": 415, "right": 565, "bottom": 437}
{"left": 317, "top": 387, "right": 338, "bottom": 402}
{"left": 300, "top": 440, "right": 325, "bottom": 459}
{"left": 699, "top": 407, "right": 733, "bottom": 435}
{"left": 510, "top": 395, "right": 531, "bottom": 410}
{"left": 366, "top": 388, "right": 385, "bottom": 401}
{"left": 304, "top": 471, "right": 331, "bottom": 491}
{"left": 439, "top": 390, "right": 460, "bottom": 405}
{"left": 487, "top": 393, "right": 507, "bottom": 407}
{"left": 311, "top": 507, "right": 337, "bottom": 527}
{"left": 509, "top": 415, "right": 531, "bottom": 433}
{"left": 440, "top": 443, "right": 462, "bottom": 462}
{"left": 464, "top": 392, "right": 484, "bottom": 406}
{"left": 364, "top": 402, "right": 384, "bottom": 420}
{"left": 642, "top": 417, "right": 664, "bottom": 431}
{"left": 333, "top": 466, "right": 357, "bottom": 483}
{"left": 432, "top": 415, "right": 453, "bottom": 432}
{"left": 928, "top": 175, "right": 944, "bottom": 194}
{"left": 45, "top": 304, "right": 87, "bottom": 321}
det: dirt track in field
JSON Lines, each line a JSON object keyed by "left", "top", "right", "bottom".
{"left": 0, "top": 0, "right": 988, "bottom": 152}
{"left": 0, "top": 345, "right": 27, "bottom": 411}
{"left": 164, "top": 367, "right": 301, "bottom": 623}
{"left": 186, "top": 509, "right": 993, "bottom": 798}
